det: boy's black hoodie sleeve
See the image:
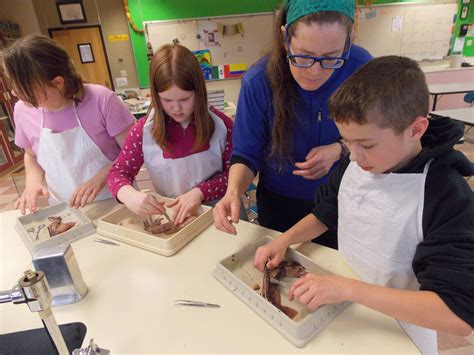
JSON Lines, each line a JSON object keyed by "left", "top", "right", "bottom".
{"left": 410, "top": 117, "right": 474, "bottom": 326}
{"left": 311, "top": 157, "right": 350, "bottom": 230}
{"left": 412, "top": 155, "right": 474, "bottom": 327}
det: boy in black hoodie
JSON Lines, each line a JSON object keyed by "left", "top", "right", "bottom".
{"left": 254, "top": 56, "right": 473, "bottom": 354}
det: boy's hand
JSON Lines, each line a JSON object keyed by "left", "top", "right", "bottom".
{"left": 293, "top": 143, "right": 341, "bottom": 180}
{"left": 213, "top": 192, "right": 241, "bottom": 235}
{"left": 120, "top": 189, "right": 166, "bottom": 216}
{"left": 254, "top": 236, "right": 290, "bottom": 272}
{"left": 15, "top": 184, "right": 49, "bottom": 214}
{"left": 166, "top": 188, "right": 203, "bottom": 225}
{"left": 288, "top": 273, "right": 351, "bottom": 310}
{"left": 70, "top": 173, "right": 107, "bottom": 208}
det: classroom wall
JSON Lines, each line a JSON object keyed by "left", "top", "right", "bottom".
{"left": 94, "top": 0, "right": 140, "bottom": 89}
{"left": 453, "top": 0, "right": 474, "bottom": 56}
{"left": 33, "top": 0, "right": 140, "bottom": 89}
{"left": 128, "top": 0, "right": 281, "bottom": 88}
{"left": 1, "top": 0, "right": 140, "bottom": 90}
{"left": 0, "top": 0, "right": 42, "bottom": 36}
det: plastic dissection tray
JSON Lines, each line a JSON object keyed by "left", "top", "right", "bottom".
{"left": 16, "top": 202, "right": 95, "bottom": 256}
{"left": 96, "top": 195, "right": 213, "bottom": 256}
{"left": 213, "top": 236, "right": 351, "bottom": 348}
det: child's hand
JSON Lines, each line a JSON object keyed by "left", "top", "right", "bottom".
{"left": 15, "top": 184, "right": 49, "bottom": 214}
{"left": 253, "top": 236, "right": 289, "bottom": 272}
{"left": 70, "top": 173, "right": 107, "bottom": 208}
{"left": 288, "top": 273, "right": 351, "bottom": 310}
{"left": 119, "top": 188, "right": 166, "bottom": 216}
{"left": 166, "top": 188, "right": 203, "bottom": 225}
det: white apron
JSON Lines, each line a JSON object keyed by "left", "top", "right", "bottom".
{"left": 338, "top": 160, "right": 437, "bottom": 355}
{"left": 37, "top": 103, "right": 113, "bottom": 205}
{"left": 142, "top": 109, "right": 226, "bottom": 198}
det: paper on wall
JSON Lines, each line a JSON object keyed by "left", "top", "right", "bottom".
{"left": 198, "top": 20, "right": 221, "bottom": 47}
{"left": 116, "top": 77, "right": 128, "bottom": 88}
{"left": 392, "top": 16, "right": 402, "bottom": 32}
{"left": 453, "top": 37, "right": 465, "bottom": 53}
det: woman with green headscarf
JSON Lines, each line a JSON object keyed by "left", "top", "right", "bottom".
{"left": 214, "top": 0, "right": 372, "bottom": 247}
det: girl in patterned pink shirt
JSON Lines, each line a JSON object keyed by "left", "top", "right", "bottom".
{"left": 107, "top": 44, "right": 233, "bottom": 225}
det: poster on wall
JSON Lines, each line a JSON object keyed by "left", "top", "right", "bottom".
{"left": 460, "top": 5, "right": 469, "bottom": 20}
{"left": 198, "top": 21, "right": 221, "bottom": 47}
{"left": 56, "top": 1, "right": 87, "bottom": 24}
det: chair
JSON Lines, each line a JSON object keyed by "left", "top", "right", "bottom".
{"left": 464, "top": 91, "right": 474, "bottom": 106}
{"left": 244, "top": 182, "right": 258, "bottom": 223}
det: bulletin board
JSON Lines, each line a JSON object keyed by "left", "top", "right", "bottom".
{"left": 356, "top": 2, "right": 458, "bottom": 60}
{"left": 143, "top": 13, "right": 274, "bottom": 82}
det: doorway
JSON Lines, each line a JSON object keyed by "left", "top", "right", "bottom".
{"left": 49, "top": 26, "right": 113, "bottom": 90}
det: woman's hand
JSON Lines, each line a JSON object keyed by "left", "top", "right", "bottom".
{"left": 166, "top": 188, "right": 203, "bottom": 225}
{"left": 253, "top": 235, "right": 290, "bottom": 272}
{"left": 288, "top": 273, "right": 351, "bottom": 310}
{"left": 117, "top": 186, "right": 166, "bottom": 216}
{"left": 15, "top": 183, "right": 49, "bottom": 214}
{"left": 293, "top": 143, "right": 342, "bottom": 180}
{"left": 213, "top": 192, "right": 241, "bottom": 235}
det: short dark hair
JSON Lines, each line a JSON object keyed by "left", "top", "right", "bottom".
{"left": 3, "top": 34, "right": 83, "bottom": 107}
{"left": 329, "top": 55, "right": 429, "bottom": 134}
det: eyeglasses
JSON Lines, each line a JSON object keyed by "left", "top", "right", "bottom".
{"left": 285, "top": 24, "right": 352, "bottom": 69}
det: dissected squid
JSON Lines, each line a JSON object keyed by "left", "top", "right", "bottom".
{"left": 143, "top": 215, "right": 197, "bottom": 235}
{"left": 262, "top": 260, "right": 307, "bottom": 319}
{"left": 47, "top": 216, "right": 76, "bottom": 237}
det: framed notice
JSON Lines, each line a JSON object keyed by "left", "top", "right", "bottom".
{"left": 77, "top": 43, "right": 94, "bottom": 64}
{"left": 56, "top": 1, "right": 87, "bottom": 24}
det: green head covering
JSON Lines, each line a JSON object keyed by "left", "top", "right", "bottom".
{"left": 285, "top": 0, "right": 355, "bottom": 26}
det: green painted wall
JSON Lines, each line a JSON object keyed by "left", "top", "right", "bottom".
{"left": 356, "top": 0, "right": 439, "bottom": 4}
{"left": 129, "top": 0, "right": 281, "bottom": 87}
{"left": 452, "top": 0, "right": 474, "bottom": 56}
{"left": 129, "top": 1, "right": 462, "bottom": 87}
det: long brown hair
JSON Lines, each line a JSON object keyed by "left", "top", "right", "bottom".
{"left": 3, "top": 34, "right": 83, "bottom": 107}
{"left": 266, "top": 7, "right": 353, "bottom": 162}
{"left": 149, "top": 43, "right": 213, "bottom": 151}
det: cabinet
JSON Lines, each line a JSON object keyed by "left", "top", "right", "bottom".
{"left": 0, "top": 71, "right": 23, "bottom": 174}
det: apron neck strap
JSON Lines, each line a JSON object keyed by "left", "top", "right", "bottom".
{"left": 40, "top": 100, "right": 82, "bottom": 129}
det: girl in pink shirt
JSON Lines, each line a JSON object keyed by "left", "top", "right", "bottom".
{"left": 4, "top": 35, "right": 134, "bottom": 214}
{"left": 107, "top": 44, "right": 233, "bottom": 225}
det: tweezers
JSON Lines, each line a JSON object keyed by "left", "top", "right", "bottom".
{"left": 270, "top": 278, "right": 291, "bottom": 288}
{"left": 174, "top": 299, "right": 220, "bottom": 308}
{"left": 92, "top": 238, "right": 119, "bottom": 246}
{"left": 151, "top": 195, "right": 177, "bottom": 228}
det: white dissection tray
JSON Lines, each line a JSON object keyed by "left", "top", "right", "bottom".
{"left": 213, "top": 236, "right": 351, "bottom": 348}
{"left": 96, "top": 196, "right": 213, "bottom": 256}
{"left": 16, "top": 202, "right": 95, "bottom": 256}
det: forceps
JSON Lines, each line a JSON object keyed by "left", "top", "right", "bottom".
{"left": 150, "top": 195, "right": 176, "bottom": 228}
{"left": 92, "top": 238, "right": 120, "bottom": 246}
{"left": 270, "top": 278, "right": 292, "bottom": 288}
{"left": 174, "top": 299, "right": 220, "bottom": 308}
{"left": 27, "top": 224, "right": 46, "bottom": 240}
